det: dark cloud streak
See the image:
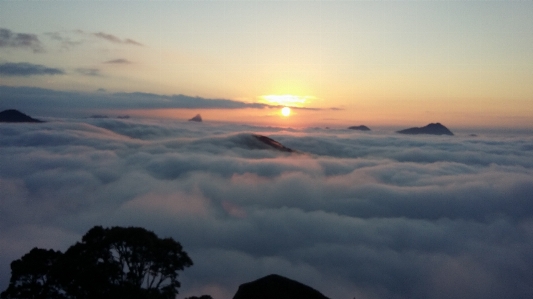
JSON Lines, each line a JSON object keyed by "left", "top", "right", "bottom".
{"left": 0, "top": 28, "right": 44, "bottom": 53}
{"left": 93, "top": 32, "right": 143, "bottom": 46}
{"left": 0, "top": 63, "right": 64, "bottom": 77}
{"left": 104, "top": 58, "right": 132, "bottom": 64}
{"left": 75, "top": 68, "right": 101, "bottom": 77}
{"left": 0, "top": 86, "right": 283, "bottom": 113}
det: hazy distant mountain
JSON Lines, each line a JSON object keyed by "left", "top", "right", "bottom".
{"left": 252, "top": 134, "right": 294, "bottom": 152}
{"left": 397, "top": 123, "right": 454, "bottom": 135}
{"left": 0, "top": 109, "right": 43, "bottom": 123}
{"left": 348, "top": 125, "right": 371, "bottom": 131}
{"left": 232, "top": 274, "right": 329, "bottom": 299}
{"left": 189, "top": 114, "right": 203, "bottom": 122}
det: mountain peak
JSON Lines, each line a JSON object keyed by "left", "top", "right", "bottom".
{"left": 348, "top": 125, "right": 371, "bottom": 131}
{"left": 0, "top": 109, "right": 43, "bottom": 123}
{"left": 188, "top": 114, "right": 203, "bottom": 122}
{"left": 397, "top": 123, "right": 453, "bottom": 135}
{"left": 252, "top": 134, "right": 294, "bottom": 153}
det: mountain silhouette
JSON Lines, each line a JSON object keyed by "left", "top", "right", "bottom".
{"left": 232, "top": 274, "right": 329, "bottom": 299}
{"left": 189, "top": 114, "right": 203, "bottom": 122}
{"left": 252, "top": 134, "right": 294, "bottom": 153}
{"left": 0, "top": 109, "right": 43, "bottom": 123}
{"left": 397, "top": 123, "right": 453, "bottom": 135}
{"left": 348, "top": 125, "right": 370, "bottom": 131}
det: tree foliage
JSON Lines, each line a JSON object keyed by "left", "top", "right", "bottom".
{"left": 1, "top": 226, "right": 193, "bottom": 299}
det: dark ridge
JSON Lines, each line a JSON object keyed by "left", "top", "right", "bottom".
{"left": 0, "top": 109, "right": 43, "bottom": 123}
{"left": 189, "top": 114, "right": 203, "bottom": 122}
{"left": 252, "top": 134, "right": 294, "bottom": 153}
{"left": 397, "top": 123, "right": 454, "bottom": 136}
{"left": 348, "top": 125, "right": 371, "bottom": 131}
{"left": 232, "top": 274, "right": 329, "bottom": 299}
{"left": 90, "top": 114, "right": 109, "bottom": 119}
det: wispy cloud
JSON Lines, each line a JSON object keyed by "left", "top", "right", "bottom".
{"left": 45, "top": 31, "right": 83, "bottom": 49}
{"left": 0, "top": 28, "right": 44, "bottom": 53}
{"left": 75, "top": 68, "right": 101, "bottom": 77}
{"left": 104, "top": 58, "right": 132, "bottom": 64}
{"left": 93, "top": 32, "right": 143, "bottom": 46}
{"left": 0, "top": 62, "right": 64, "bottom": 76}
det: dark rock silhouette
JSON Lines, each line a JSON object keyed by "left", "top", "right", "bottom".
{"left": 348, "top": 125, "right": 371, "bottom": 131}
{"left": 232, "top": 274, "right": 329, "bottom": 299}
{"left": 189, "top": 114, "right": 203, "bottom": 122}
{"left": 397, "top": 123, "right": 453, "bottom": 136}
{"left": 0, "top": 109, "right": 43, "bottom": 123}
{"left": 252, "top": 134, "right": 294, "bottom": 153}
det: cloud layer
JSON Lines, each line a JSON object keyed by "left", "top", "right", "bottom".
{"left": 1, "top": 118, "right": 532, "bottom": 299}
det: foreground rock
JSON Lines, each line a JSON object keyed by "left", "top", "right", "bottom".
{"left": 233, "top": 274, "right": 329, "bottom": 299}
{"left": 348, "top": 125, "right": 370, "bottom": 131}
{"left": 0, "top": 109, "right": 43, "bottom": 123}
{"left": 189, "top": 114, "right": 203, "bottom": 122}
{"left": 397, "top": 123, "right": 453, "bottom": 136}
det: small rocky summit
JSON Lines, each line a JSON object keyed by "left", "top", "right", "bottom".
{"left": 188, "top": 114, "right": 203, "bottom": 122}
{"left": 232, "top": 274, "right": 329, "bottom": 299}
{"left": 0, "top": 109, "right": 43, "bottom": 123}
{"left": 397, "top": 122, "right": 453, "bottom": 136}
{"left": 348, "top": 125, "right": 371, "bottom": 131}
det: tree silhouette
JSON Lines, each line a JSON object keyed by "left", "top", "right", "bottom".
{"left": 0, "top": 248, "right": 65, "bottom": 299}
{"left": 1, "top": 226, "right": 193, "bottom": 299}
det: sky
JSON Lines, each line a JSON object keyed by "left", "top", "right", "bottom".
{"left": 1, "top": 0, "right": 532, "bottom": 128}
{"left": 1, "top": 1, "right": 533, "bottom": 299}
{"left": 1, "top": 118, "right": 532, "bottom": 299}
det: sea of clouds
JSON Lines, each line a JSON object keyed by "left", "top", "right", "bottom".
{"left": 1, "top": 117, "right": 532, "bottom": 299}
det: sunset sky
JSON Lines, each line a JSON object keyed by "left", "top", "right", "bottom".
{"left": 2, "top": 2, "right": 533, "bottom": 298}
{"left": 1, "top": 0, "right": 531, "bottom": 128}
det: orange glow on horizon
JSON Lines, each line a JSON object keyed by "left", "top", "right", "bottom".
{"left": 260, "top": 95, "right": 315, "bottom": 107}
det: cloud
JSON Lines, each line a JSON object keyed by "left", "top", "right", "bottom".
{"left": 93, "top": 32, "right": 143, "bottom": 46}
{"left": 44, "top": 31, "right": 84, "bottom": 49}
{"left": 0, "top": 86, "right": 276, "bottom": 116}
{"left": 0, "top": 62, "right": 64, "bottom": 76}
{"left": 104, "top": 58, "right": 132, "bottom": 64}
{"left": 0, "top": 28, "right": 44, "bottom": 53}
{"left": 1, "top": 118, "right": 532, "bottom": 299}
{"left": 0, "top": 86, "right": 333, "bottom": 118}
{"left": 76, "top": 68, "right": 101, "bottom": 77}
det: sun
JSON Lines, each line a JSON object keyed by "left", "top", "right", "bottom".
{"left": 281, "top": 107, "right": 291, "bottom": 117}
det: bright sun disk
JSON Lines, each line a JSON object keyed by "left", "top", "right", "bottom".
{"left": 281, "top": 107, "right": 291, "bottom": 117}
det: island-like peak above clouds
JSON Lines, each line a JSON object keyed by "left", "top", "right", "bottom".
{"left": 252, "top": 134, "right": 294, "bottom": 153}
{"left": 232, "top": 274, "right": 330, "bottom": 299}
{"left": 348, "top": 125, "right": 371, "bottom": 131}
{"left": 188, "top": 114, "right": 203, "bottom": 122}
{"left": 397, "top": 123, "right": 454, "bottom": 136}
{"left": 0, "top": 109, "right": 43, "bottom": 123}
